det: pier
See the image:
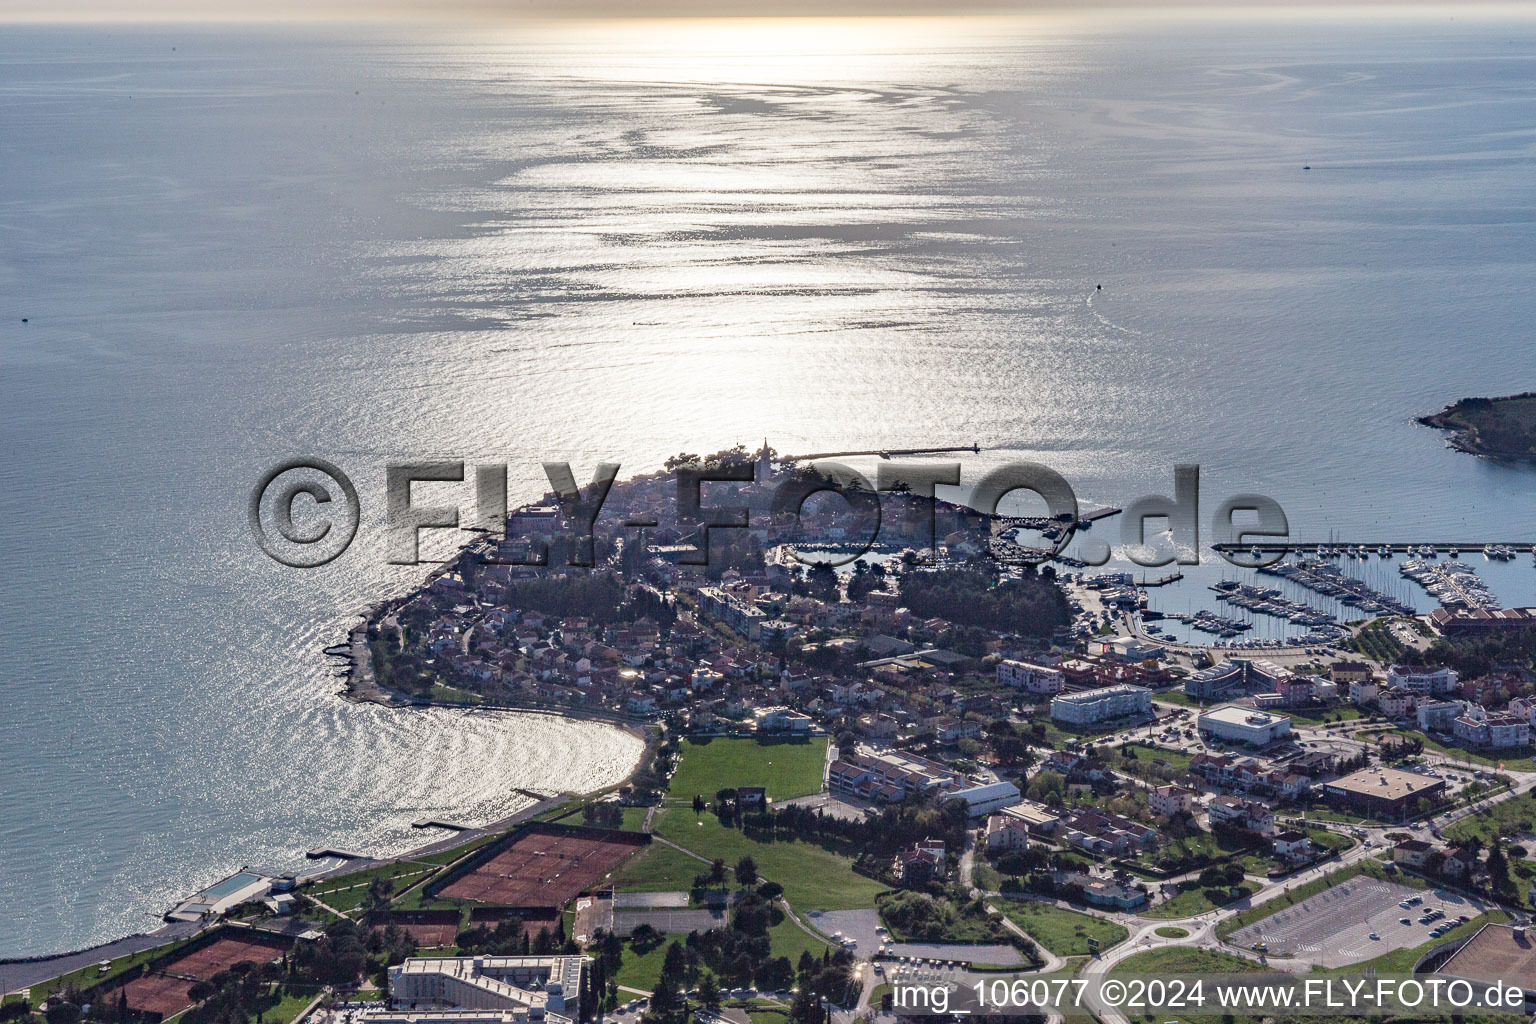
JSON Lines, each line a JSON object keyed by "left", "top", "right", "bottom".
{"left": 1077, "top": 506, "right": 1123, "bottom": 525}
{"left": 305, "top": 848, "right": 369, "bottom": 860}
{"left": 411, "top": 819, "right": 475, "bottom": 831}
{"left": 785, "top": 443, "right": 981, "bottom": 461}
{"left": 1214, "top": 541, "right": 1536, "bottom": 555}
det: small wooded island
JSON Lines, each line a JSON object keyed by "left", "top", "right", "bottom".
{"left": 1420, "top": 392, "right": 1536, "bottom": 464}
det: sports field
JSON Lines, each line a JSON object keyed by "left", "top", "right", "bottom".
{"left": 666, "top": 737, "right": 827, "bottom": 802}
{"left": 651, "top": 808, "right": 886, "bottom": 911}
{"left": 366, "top": 908, "right": 460, "bottom": 947}
{"left": 440, "top": 826, "right": 645, "bottom": 907}
{"left": 114, "top": 932, "right": 289, "bottom": 1017}
{"left": 171, "top": 932, "right": 289, "bottom": 978}
{"left": 120, "top": 973, "right": 196, "bottom": 1017}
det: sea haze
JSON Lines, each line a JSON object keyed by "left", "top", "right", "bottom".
{"left": 2, "top": 12, "right": 1536, "bottom": 956}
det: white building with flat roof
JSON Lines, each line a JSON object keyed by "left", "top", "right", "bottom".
{"left": 997, "top": 659, "right": 1064, "bottom": 694}
{"left": 386, "top": 957, "right": 585, "bottom": 1022}
{"left": 1197, "top": 705, "right": 1292, "bottom": 746}
{"left": 1387, "top": 665, "right": 1458, "bottom": 696}
{"left": 948, "top": 780, "right": 1021, "bottom": 818}
{"left": 1050, "top": 684, "right": 1152, "bottom": 725}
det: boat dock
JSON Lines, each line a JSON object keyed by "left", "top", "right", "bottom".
{"left": 305, "top": 848, "right": 369, "bottom": 860}
{"left": 1215, "top": 541, "right": 1536, "bottom": 555}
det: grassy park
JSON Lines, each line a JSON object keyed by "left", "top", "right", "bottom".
{"left": 666, "top": 736, "right": 828, "bottom": 802}
{"left": 997, "top": 899, "right": 1129, "bottom": 956}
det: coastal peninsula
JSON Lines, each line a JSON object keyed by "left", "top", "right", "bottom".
{"left": 1419, "top": 392, "right": 1536, "bottom": 464}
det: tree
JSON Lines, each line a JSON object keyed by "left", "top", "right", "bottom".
{"left": 45, "top": 1002, "right": 81, "bottom": 1024}
{"left": 631, "top": 923, "right": 663, "bottom": 954}
{"left": 735, "top": 856, "right": 759, "bottom": 887}
{"left": 366, "top": 875, "right": 395, "bottom": 910}
{"left": 697, "top": 974, "right": 721, "bottom": 1010}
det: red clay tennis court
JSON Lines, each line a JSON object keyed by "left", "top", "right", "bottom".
{"left": 169, "top": 932, "right": 289, "bottom": 978}
{"left": 439, "top": 828, "right": 644, "bottom": 907}
{"left": 367, "top": 909, "right": 460, "bottom": 948}
{"left": 119, "top": 973, "right": 195, "bottom": 1017}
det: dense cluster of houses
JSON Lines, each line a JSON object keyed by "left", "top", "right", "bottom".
{"left": 1343, "top": 665, "right": 1536, "bottom": 750}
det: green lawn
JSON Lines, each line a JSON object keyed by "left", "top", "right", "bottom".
{"left": 1153, "top": 925, "right": 1189, "bottom": 938}
{"left": 413, "top": 831, "right": 509, "bottom": 866}
{"left": 1108, "top": 949, "right": 1270, "bottom": 1024}
{"left": 1363, "top": 728, "right": 1525, "bottom": 769}
{"left": 1110, "top": 946, "right": 1262, "bottom": 975}
{"left": 666, "top": 737, "right": 828, "bottom": 802}
{"left": 1283, "top": 705, "right": 1364, "bottom": 725}
{"left": 1446, "top": 792, "right": 1536, "bottom": 845}
{"left": 972, "top": 863, "right": 1003, "bottom": 891}
{"left": 1141, "top": 881, "right": 1258, "bottom": 919}
{"left": 1110, "top": 744, "right": 1194, "bottom": 785}
{"left": 269, "top": 990, "right": 319, "bottom": 1024}
{"left": 768, "top": 916, "right": 833, "bottom": 963}
{"left": 305, "top": 860, "right": 440, "bottom": 914}
{"left": 996, "top": 899, "right": 1128, "bottom": 956}
{"left": 652, "top": 808, "right": 886, "bottom": 912}
{"left": 616, "top": 934, "right": 676, "bottom": 992}
{"left": 607, "top": 840, "right": 712, "bottom": 892}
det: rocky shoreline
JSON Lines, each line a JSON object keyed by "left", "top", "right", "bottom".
{"left": 1418, "top": 392, "right": 1536, "bottom": 465}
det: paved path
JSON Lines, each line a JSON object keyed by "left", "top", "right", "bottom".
{"left": 0, "top": 921, "right": 204, "bottom": 995}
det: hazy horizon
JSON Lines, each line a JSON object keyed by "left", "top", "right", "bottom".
{"left": 3, "top": 0, "right": 1534, "bottom": 24}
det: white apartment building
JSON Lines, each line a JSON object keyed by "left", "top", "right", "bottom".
{"left": 1050, "top": 684, "right": 1152, "bottom": 725}
{"left": 1453, "top": 705, "right": 1531, "bottom": 750}
{"left": 1416, "top": 699, "right": 1464, "bottom": 733}
{"left": 997, "top": 659, "right": 1065, "bottom": 694}
{"left": 1148, "top": 785, "right": 1197, "bottom": 818}
{"left": 1386, "top": 665, "right": 1459, "bottom": 696}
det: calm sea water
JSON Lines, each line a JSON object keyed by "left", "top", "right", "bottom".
{"left": 3, "top": 12, "right": 1536, "bottom": 957}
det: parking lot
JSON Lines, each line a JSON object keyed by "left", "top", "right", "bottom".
{"left": 1229, "top": 876, "right": 1485, "bottom": 967}
{"left": 811, "top": 909, "right": 1026, "bottom": 966}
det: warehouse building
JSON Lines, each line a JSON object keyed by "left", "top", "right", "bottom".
{"left": 947, "top": 780, "right": 1022, "bottom": 818}
{"left": 1322, "top": 767, "right": 1446, "bottom": 821}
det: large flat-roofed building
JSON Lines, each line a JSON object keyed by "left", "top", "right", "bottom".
{"left": 367, "top": 1013, "right": 536, "bottom": 1024}
{"left": 1050, "top": 684, "right": 1152, "bottom": 726}
{"left": 1323, "top": 767, "right": 1446, "bottom": 821}
{"left": 1437, "top": 923, "right": 1536, "bottom": 1012}
{"left": 947, "top": 780, "right": 1021, "bottom": 818}
{"left": 1184, "top": 658, "right": 1289, "bottom": 701}
{"left": 1197, "top": 705, "right": 1292, "bottom": 746}
{"left": 386, "top": 956, "right": 585, "bottom": 1022}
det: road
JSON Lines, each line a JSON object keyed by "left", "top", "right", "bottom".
{"left": 1073, "top": 769, "right": 1536, "bottom": 1024}
{"left": 0, "top": 921, "right": 204, "bottom": 995}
